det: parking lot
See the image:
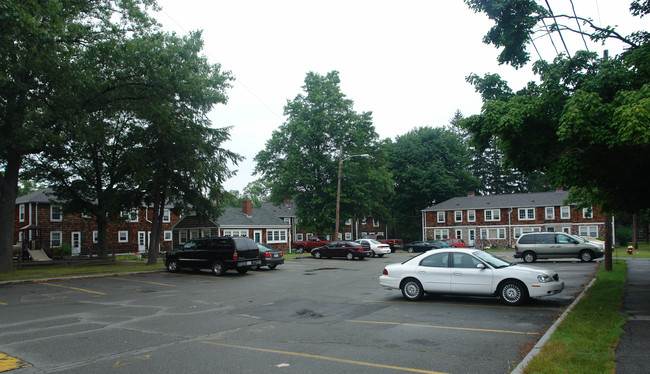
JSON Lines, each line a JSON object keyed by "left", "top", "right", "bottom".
{"left": 0, "top": 252, "right": 599, "bottom": 374}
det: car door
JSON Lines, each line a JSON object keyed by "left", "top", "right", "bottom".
{"left": 554, "top": 233, "right": 578, "bottom": 258}
{"left": 415, "top": 252, "right": 451, "bottom": 293}
{"left": 449, "top": 253, "right": 493, "bottom": 295}
{"left": 534, "top": 233, "right": 557, "bottom": 259}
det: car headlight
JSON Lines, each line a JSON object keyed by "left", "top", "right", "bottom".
{"left": 537, "top": 274, "right": 554, "bottom": 283}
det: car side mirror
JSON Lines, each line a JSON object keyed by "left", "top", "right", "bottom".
{"left": 476, "top": 263, "right": 486, "bottom": 269}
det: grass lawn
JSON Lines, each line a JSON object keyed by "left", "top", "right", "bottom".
{"left": 613, "top": 242, "right": 650, "bottom": 258}
{"left": 523, "top": 260, "right": 627, "bottom": 374}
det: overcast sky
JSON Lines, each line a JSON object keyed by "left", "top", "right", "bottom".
{"left": 153, "top": 0, "right": 644, "bottom": 192}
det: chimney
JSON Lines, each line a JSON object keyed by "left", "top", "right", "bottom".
{"left": 242, "top": 199, "right": 252, "bottom": 217}
{"left": 555, "top": 187, "right": 564, "bottom": 192}
{"left": 467, "top": 191, "right": 475, "bottom": 196}
{"left": 285, "top": 199, "right": 291, "bottom": 206}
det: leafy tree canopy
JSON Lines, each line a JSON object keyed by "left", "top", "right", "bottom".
{"left": 254, "top": 71, "right": 392, "bottom": 236}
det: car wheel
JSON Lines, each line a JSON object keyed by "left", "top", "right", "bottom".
{"left": 312, "top": 250, "right": 322, "bottom": 259}
{"left": 522, "top": 251, "right": 537, "bottom": 263}
{"left": 211, "top": 261, "right": 226, "bottom": 276}
{"left": 499, "top": 280, "right": 528, "bottom": 306}
{"left": 166, "top": 259, "right": 179, "bottom": 273}
{"left": 401, "top": 278, "right": 424, "bottom": 301}
{"left": 237, "top": 267, "right": 248, "bottom": 274}
{"left": 369, "top": 251, "right": 375, "bottom": 258}
{"left": 346, "top": 252, "right": 355, "bottom": 260}
{"left": 268, "top": 264, "right": 277, "bottom": 270}
{"left": 580, "top": 250, "right": 594, "bottom": 262}
{"left": 377, "top": 254, "right": 384, "bottom": 258}
{"left": 407, "top": 247, "right": 414, "bottom": 253}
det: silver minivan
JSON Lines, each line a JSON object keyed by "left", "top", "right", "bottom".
{"left": 514, "top": 232, "right": 604, "bottom": 263}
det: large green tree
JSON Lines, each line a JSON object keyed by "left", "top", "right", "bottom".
{"left": 387, "top": 127, "right": 478, "bottom": 242}
{"left": 254, "top": 71, "right": 393, "bottom": 237}
{"left": 0, "top": 0, "right": 157, "bottom": 272}
{"left": 463, "top": 0, "right": 650, "bottom": 269}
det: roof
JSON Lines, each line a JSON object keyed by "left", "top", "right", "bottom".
{"left": 15, "top": 188, "right": 60, "bottom": 204}
{"left": 216, "top": 206, "right": 290, "bottom": 228}
{"left": 422, "top": 191, "right": 570, "bottom": 212}
{"left": 261, "top": 200, "right": 296, "bottom": 218}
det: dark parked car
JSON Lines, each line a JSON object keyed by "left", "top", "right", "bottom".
{"left": 311, "top": 241, "right": 372, "bottom": 260}
{"left": 164, "top": 236, "right": 261, "bottom": 276}
{"left": 254, "top": 243, "right": 285, "bottom": 270}
{"left": 403, "top": 241, "right": 450, "bottom": 253}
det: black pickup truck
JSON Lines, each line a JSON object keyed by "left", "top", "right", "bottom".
{"left": 164, "top": 236, "right": 261, "bottom": 276}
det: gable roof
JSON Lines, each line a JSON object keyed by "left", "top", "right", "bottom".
{"left": 216, "top": 206, "right": 290, "bottom": 228}
{"left": 261, "top": 200, "right": 296, "bottom": 218}
{"left": 422, "top": 191, "right": 570, "bottom": 212}
{"left": 15, "top": 188, "right": 61, "bottom": 204}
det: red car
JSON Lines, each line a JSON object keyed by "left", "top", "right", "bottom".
{"left": 443, "top": 238, "right": 467, "bottom": 248}
{"left": 311, "top": 241, "right": 372, "bottom": 260}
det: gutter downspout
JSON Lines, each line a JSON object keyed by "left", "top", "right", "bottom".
{"left": 508, "top": 208, "right": 513, "bottom": 249}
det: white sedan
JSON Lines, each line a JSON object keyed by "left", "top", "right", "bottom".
{"left": 379, "top": 248, "right": 564, "bottom": 306}
{"left": 357, "top": 239, "right": 391, "bottom": 257}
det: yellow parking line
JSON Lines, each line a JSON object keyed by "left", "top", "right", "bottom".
{"left": 0, "top": 302, "right": 7, "bottom": 306}
{"left": 346, "top": 320, "right": 539, "bottom": 336}
{"left": 37, "top": 282, "right": 105, "bottom": 295}
{"left": 201, "top": 341, "right": 447, "bottom": 374}
{"left": 0, "top": 352, "right": 30, "bottom": 372}
{"left": 108, "top": 278, "right": 176, "bottom": 287}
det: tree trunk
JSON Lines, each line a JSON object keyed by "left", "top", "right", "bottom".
{"left": 604, "top": 214, "right": 613, "bottom": 271}
{"left": 633, "top": 213, "right": 638, "bottom": 249}
{"left": 96, "top": 216, "right": 109, "bottom": 259}
{"left": 147, "top": 192, "right": 165, "bottom": 265}
{"left": 0, "top": 154, "right": 21, "bottom": 273}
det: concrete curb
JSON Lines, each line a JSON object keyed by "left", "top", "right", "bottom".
{"left": 510, "top": 275, "right": 598, "bottom": 373}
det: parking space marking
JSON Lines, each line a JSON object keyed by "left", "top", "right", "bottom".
{"left": 0, "top": 301, "right": 6, "bottom": 306}
{"left": 0, "top": 352, "right": 30, "bottom": 372}
{"left": 37, "top": 282, "right": 106, "bottom": 295}
{"left": 201, "top": 341, "right": 447, "bottom": 374}
{"left": 364, "top": 299, "right": 561, "bottom": 311}
{"left": 346, "top": 320, "right": 540, "bottom": 335}
{"left": 108, "top": 278, "right": 176, "bottom": 287}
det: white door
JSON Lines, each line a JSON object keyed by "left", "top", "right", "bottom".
{"left": 254, "top": 230, "right": 263, "bottom": 243}
{"left": 468, "top": 229, "right": 476, "bottom": 247}
{"left": 138, "top": 231, "right": 147, "bottom": 253}
{"left": 71, "top": 232, "right": 81, "bottom": 256}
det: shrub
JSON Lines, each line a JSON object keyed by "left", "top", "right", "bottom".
{"left": 615, "top": 225, "right": 633, "bottom": 247}
{"left": 59, "top": 243, "right": 72, "bottom": 256}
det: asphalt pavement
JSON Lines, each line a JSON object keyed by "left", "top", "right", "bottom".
{"left": 616, "top": 258, "right": 650, "bottom": 374}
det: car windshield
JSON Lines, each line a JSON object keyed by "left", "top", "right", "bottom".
{"left": 472, "top": 250, "right": 512, "bottom": 268}
{"left": 367, "top": 239, "right": 382, "bottom": 244}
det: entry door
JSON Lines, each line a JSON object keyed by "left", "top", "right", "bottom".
{"left": 254, "top": 230, "right": 263, "bottom": 243}
{"left": 71, "top": 232, "right": 81, "bottom": 256}
{"left": 138, "top": 231, "right": 147, "bottom": 253}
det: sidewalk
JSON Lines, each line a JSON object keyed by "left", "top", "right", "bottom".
{"left": 616, "top": 258, "right": 650, "bottom": 374}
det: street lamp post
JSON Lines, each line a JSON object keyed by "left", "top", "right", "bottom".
{"left": 333, "top": 147, "right": 370, "bottom": 241}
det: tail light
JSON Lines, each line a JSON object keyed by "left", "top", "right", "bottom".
{"left": 264, "top": 252, "right": 272, "bottom": 258}
{"left": 382, "top": 268, "right": 388, "bottom": 275}
{"left": 233, "top": 251, "right": 238, "bottom": 260}
{"left": 514, "top": 245, "right": 519, "bottom": 252}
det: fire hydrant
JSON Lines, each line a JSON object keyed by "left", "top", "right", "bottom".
{"left": 627, "top": 246, "right": 633, "bottom": 255}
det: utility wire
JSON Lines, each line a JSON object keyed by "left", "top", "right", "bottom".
{"left": 541, "top": 18, "right": 560, "bottom": 56}
{"left": 544, "top": 0, "right": 572, "bottom": 59}
{"left": 569, "top": 0, "right": 589, "bottom": 51}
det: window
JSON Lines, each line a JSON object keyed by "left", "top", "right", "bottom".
{"left": 93, "top": 231, "right": 98, "bottom": 243}
{"left": 337, "top": 233, "right": 342, "bottom": 240}
{"left": 345, "top": 219, "right": 352, "bottom": 226}
{"left": 469, "top": 229, "right": 475, "bottom": 241}
{"left": 373, "top": 219, "right": 379, "bottom": 227}
{"left": 480, "top": 228, "right": 506, "bottom": 239}
{"left": 190, "top": 229, "right": 199, "bottom": 239}
{"left": 18, "top": 231, "right": 24, "bottom": 243}
{"left": 129, "top": 209, "right": 138, "bottom": 222}
{"left": 361, "top": 218, "right": 367, "bottom": 225}
{"left": 296, "top": 233, "right": 304, "bottom": 241}
{"left": 306, "top": 233, "right": 313, "bottom": 240}
{"left": 455, "top": 229, "right": 462, "bottom": 239}
{"left": 578, "top": 226, "right": 598, "bottom": 237}
{"left": 545, "top": 207, "right": 555, "bottom": 220}
{"left": 433, "top": 229, "right": 449, "bottom": 240}
{"left": 453, "top": 253, "right": 481, "bottom": 268}
{"left": 562, "top": 227, "right": 571, "bottom": 233}
{"left": 513, "top": 227, "right": 541, "bottom": 239}
{"left": 51, "top": 205, "right": 62, "bottom": 222}
{"left": 455, "top": 211, "right": 462, "bottom": 222}
{"left": 560, "top": 206, "right": 570, "bottom": 219}
{"left": 118, "top": 231, "right": 128, "bottom": 243}
{"left": 583, "top": 207, "right": 593, "bottom": 219}
{"left": 437, "top": 211, "right": 445, "bottom": 223}
{"left": 164, "top": 231, "right": 172, "bottom": 241}
{"left": 266, "top": 229, "right": 287, "bottom": 243}
{"left": 518, "top": 208, "right": 535, "bottom": 220}
{"left": 344, "top": 232, "right": 352, "bottom": 240}
{"left": 484, "top": 209, "right": 500, "bottom": 222}
{"left": 179, "top": 230, "right": 188, "bottom": 244}
{"left": 162, "top": 209, "right": 171, "bottom": 223}
{"left": 420, "top": 252, "right": 449, "bottom": 268}
{"left": 223, "top": 230, "right": 248, "bottom": 237}
{"left": 19, "top": 204, "right": 25, "bottom": 222}
{"left": 50, "top": 231, "right": 62, "bottom": 248}
{"left": 467, "top": 210, "right": 476, "bottom": 222}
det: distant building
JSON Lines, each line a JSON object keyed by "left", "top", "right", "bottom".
{"left": 422, "top": 190, "right": 607, "bottom": 248}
